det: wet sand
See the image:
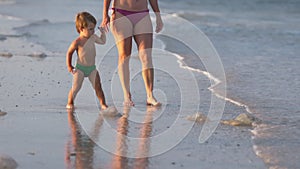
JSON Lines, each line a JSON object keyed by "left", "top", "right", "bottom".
{"left": 0, "top": 48, "right": 266, "bottom": 168}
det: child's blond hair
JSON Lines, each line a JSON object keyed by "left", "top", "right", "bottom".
{"left": 75, "top": 12, "right": 97, "bottom": 33}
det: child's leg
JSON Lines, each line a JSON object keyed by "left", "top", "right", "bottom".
{"left": 67, "top": 70, "right": 84, "bottom": 108}
{"left": 89, "top": 70, "right": 108, "bottom": 110}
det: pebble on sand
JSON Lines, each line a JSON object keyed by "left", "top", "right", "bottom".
{"left": 0, "top": 111, "right": 7, "bottom": 116}
{"left": 0, "top": 52, "right": 13, "bottom": 58}
{"left": 27, "top": 52, "right": 47, "bottom": 59}
{"left": 0, "top": 154, "right": 18, "bottom": 169}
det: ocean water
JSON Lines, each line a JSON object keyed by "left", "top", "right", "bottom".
{"left": 1, "top": 0, "right": 300, "bottom": 168}
{"left": 160, "top": 0, "right": 300, "bottom": 168}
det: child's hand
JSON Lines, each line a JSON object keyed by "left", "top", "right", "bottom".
{"left": 68, "top": 66, "right": 76, "bottom": 74}
{"left": 71, "top": 68, "right": 77, "bottom": 74}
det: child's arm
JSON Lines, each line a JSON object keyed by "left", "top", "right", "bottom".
{"left": 94, "top": 27, "right": 106, "bottom": 44}
{"left": 66, "top": 40, "right": 78, "bottom": 73}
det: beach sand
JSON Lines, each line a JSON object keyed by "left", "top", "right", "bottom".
{"left": 0, "top": 46, "right": 266, "bottom": 169}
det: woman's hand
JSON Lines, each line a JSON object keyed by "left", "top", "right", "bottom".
{"left": 101, "top": 15, "right": 110, "bottom": 33}
{"left": 155, "top": 15, "right": 163, "bottom": 33}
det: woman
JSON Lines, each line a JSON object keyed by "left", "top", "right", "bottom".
{"left": 101, "top": 0, "right": 163, "bottom": 106}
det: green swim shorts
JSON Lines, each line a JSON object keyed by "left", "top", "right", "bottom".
{"left": 75, "top": 63, "right": 96, "bottom": 77}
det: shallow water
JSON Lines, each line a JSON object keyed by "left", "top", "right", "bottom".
{"left": 160, "top": 0, "right": 300, "bottom": 168}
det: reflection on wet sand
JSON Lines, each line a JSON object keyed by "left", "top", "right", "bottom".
{"left": 111, "top": 107, "right": 130, "bottom": 169}
{"left": 65, "top": 106, "right": 157, "bottom": 169}
{"left": 112, "top": 106, "right": 156, "bottom": 169}
{"left": 133, "top": 107, "right": 155, "bottom": 169}
{"left": 65, "top": 109, "right": 104, "bottom": 169}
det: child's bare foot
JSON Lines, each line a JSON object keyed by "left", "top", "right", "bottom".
{"left": 147, "top": 97, "right": 161, "bottom": 107}
{"left": 66, "top": 103, "right": 74, "bottom": 109}
{"left": 101, "top": 105, "right": 108, "bottom": 110}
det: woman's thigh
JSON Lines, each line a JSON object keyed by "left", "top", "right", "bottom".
{"left": 133, "top": 15, "right": 153, "bottom": 68}
{"left": 110, "top": 11, "right": 134, "bottom": 59}
{"left": 134, "top": 33, "right": 153, "bottom": 69}
{"left": 133, "top": 14, "right": 153, "bottom": 36}
{"left": 110, "top": 11, "right": 134, "bottom": 43}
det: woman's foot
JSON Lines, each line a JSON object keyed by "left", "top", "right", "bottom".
{"left": 123, "top": 100, "right": 135, "bottom": 107}
{"left": 123, "top": 93, "right": 134, "bottom": 107}
{"left": 147, "top": 97, "right": 161, "bottom": 107}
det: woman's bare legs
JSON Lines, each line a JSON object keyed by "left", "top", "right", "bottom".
{"left": 111, "top": 11, "right": 160, "bottom": 106}
{"left": 134, "top": 15, "right": 160, "bottom": 106}
{"left": 66, "top": 70, "right": 84, "bottom": 109}
{"left": 134, "top": 34, "right": 154, "bottom": 101}
{"left": 111, "top": 11, "right": 135, "bottom": 106}
{"left": 117, "top": 38, "right": 134, "bottom": 105}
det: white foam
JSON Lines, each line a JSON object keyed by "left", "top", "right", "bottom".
{"left": 0, "top": 14, "right": 21, "bottom": 21}
{"left": 172, "top": 51, "right": 253, "bottom": 112}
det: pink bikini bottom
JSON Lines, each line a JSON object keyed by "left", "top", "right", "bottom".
{"left": 112, "top": 8, "right": 149, "bottom": 25}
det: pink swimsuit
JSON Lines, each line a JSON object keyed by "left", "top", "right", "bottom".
{"left": 112, "top": 8, "right": 149, "bottom": 25}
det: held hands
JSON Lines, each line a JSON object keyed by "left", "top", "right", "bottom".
{"left": 98, "top": 26, "right": 106, "bottom": 34}
{"left": 100, "top": 15, "right": 110, "bottom": 33}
